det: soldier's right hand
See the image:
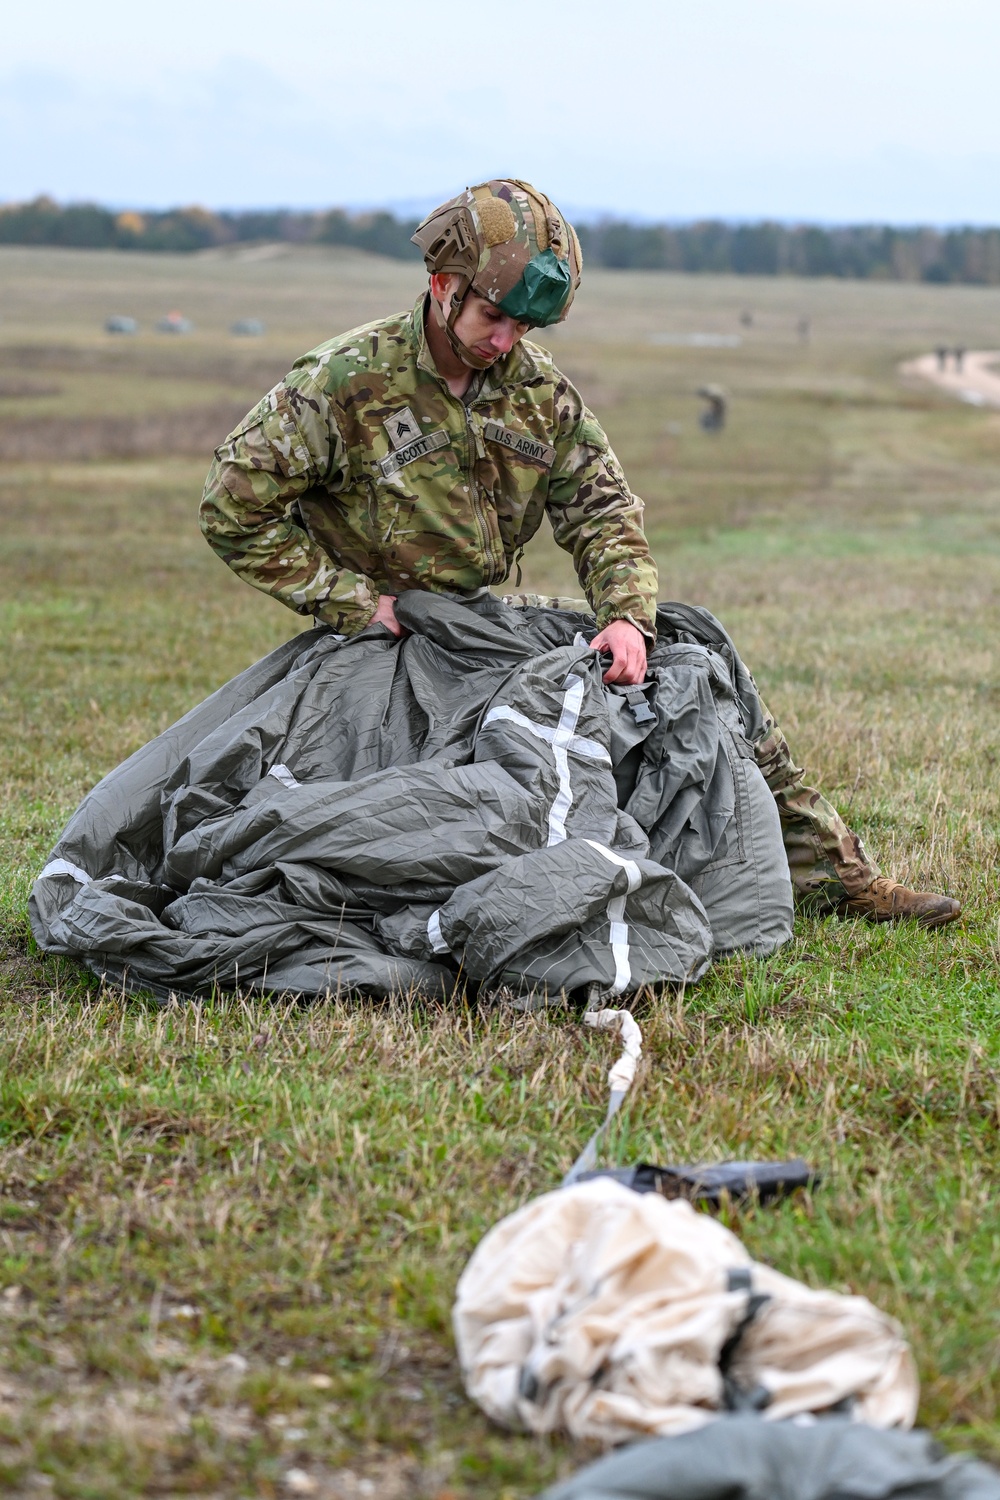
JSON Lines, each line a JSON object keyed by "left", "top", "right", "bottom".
{"left": 370, "top": 594, "right": 406, "bottom": 637}
{"left": 590, "top": 618, "right": 647, "bottom": 684}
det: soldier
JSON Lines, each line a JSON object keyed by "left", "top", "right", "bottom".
{"left": 697, "top": 383, "right": 727, "bottom": 432}
{"left": 200, "top": 178, "right": 960, "bottom": 928}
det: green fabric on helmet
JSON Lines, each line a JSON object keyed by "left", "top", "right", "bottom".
{"left": 499, "top": 248, "right": 572, "bottom": 326}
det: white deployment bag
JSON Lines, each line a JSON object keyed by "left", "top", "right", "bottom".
{"left": 453, "top": 1179, "right": 918, "bottom": 1445}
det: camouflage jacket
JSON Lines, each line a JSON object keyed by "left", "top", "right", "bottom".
{"left": 200, "top": 295, "right": 658, "bottom": 638}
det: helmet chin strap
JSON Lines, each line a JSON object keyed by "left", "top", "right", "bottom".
{"left": 443, "top": 283, "right": 497, "bottom": 372}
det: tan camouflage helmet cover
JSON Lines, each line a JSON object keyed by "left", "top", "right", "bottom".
{"left": 412, "top": 178, "right": 583, "bottom": 368}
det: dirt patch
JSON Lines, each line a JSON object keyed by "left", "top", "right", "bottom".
{"left": 900, "top": 350, "right": 1000, "bottom": 410}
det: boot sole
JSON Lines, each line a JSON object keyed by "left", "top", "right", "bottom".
{"left": 837, "top": 903, "right": 962, "bottom": 928}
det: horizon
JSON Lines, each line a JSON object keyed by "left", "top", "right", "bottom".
{"left": 4, "top": 195, "right": 1000, "bottom": 234}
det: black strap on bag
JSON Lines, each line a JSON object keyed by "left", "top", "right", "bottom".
{"left": 574, "top": 1158, "right": 820, "bottom": 1208}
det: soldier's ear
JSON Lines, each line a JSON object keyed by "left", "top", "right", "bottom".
{"left": 429, "top": 272, "right": 461, "bottom": 307}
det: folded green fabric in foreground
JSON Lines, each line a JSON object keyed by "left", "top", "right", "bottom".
{"left": 539, "top": 1416, "right": 1000, "bottom": 1500}
{"left": 29, "top": 594, "right": 793, "bottom": 1000}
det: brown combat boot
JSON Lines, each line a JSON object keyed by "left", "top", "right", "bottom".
{"left": 837, "top": 876, "right": 961, "bottom": 929}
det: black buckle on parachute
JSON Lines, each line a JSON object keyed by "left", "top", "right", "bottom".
{"left": 575, "top": 1158, "right": 820, "bottom": 1208}
{"left": 621, "top": 685, "right": 656, "bottom": 725}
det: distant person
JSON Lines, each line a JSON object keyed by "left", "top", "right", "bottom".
{"left": 954, "top": 346, "right": 965, "bottom": 373}
{"left": 935, "top": 346, "right": 948, "bottom": 371}
{"left": 797, "top": 317, "right": 811, "bottom": 345}
{"left": 697, "top": 383, "right": 727, "bottom": 431}
{"left": 740, "top": 309, "right": 753, "bottom": 328}
{"left": 199, "top": 177, "right": 959, "bottom": 928}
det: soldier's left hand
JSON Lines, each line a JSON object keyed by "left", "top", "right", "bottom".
{"left": 591, "top": 620, "right": 647, "bottom": 685}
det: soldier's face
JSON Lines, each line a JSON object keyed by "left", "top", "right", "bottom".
{"left": 432, "top": 274, "right": 531, "bottom": 365}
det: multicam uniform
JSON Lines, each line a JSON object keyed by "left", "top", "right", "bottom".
{"left": 200, "top": 296, "right": 876, "bottom": 908}
{"left": 753, "top": 707, "right": 876, "bottom": 903}
{"left": 200, "top": 295, "right": 656, "bottom": 640}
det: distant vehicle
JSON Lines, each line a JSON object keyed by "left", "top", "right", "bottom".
{"left": 156, "top": 311, "right": 194, "bottom": 334}
{"left": 105, "top": 315, "right": 138, "bottom": 335}
{"left": 231, "top": 318, "right": 265, "bottom": 337}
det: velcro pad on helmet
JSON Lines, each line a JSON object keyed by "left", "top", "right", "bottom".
{"left": 474, "top": 192, "right": 517, "bottom": 247}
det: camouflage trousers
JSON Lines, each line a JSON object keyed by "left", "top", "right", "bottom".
{"left": 753, "top": 700, "right": 877, "bottom": 910}
{"left": 501, "top": 593, "right": 878, "bottom": 908}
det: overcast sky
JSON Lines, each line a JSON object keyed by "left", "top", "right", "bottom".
{"left": 2, "top": 0, "right": 998, "bottom": 223}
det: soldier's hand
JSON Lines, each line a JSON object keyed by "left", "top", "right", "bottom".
{"left": 591, "top": 619, "right": 647, "bottom": 684}
{"left": 370, "top": 595, "right": 406, "bottom": 637}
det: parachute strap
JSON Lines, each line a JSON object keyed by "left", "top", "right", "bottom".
{"left": 562, "top": 1007, "right": 643, "bottom": 1185}
{"left": 442, "top": 282, "right": 495, "bottom": 372}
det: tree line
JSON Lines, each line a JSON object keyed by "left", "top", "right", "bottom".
{"left": 0, "top": 198, "right": 421, "bottom": 258}
{"left": 4, "top": 196, "right": 1000, "bottom": 285}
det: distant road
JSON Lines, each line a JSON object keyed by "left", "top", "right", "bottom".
{"left": 900, "top": 350, "right": 1000, "bottom": 410}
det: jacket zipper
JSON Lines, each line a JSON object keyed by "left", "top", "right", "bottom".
{"left": 465, "top": 393, "right": 507, "bottom": 583}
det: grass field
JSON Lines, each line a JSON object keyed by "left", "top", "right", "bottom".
{"left": 1, "top": 244, "right": 998, "bottom": 1499}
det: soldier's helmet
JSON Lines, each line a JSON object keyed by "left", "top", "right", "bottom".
{"left": 412, "top": 179, "right": 583, "bottom": 367}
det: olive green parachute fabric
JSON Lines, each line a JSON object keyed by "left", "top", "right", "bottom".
{"left": 29, "top": 594, "right": 792, "bottom": 1001}
{"left": 539, "top": 1416, "right": 1000, "bottom": 1500}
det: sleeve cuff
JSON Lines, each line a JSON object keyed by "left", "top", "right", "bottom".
{"left": 314, "top": 595, "right": 379, "bottom": 636}
{"left": 596, "top": 607, "right": 657, "bottom": 647}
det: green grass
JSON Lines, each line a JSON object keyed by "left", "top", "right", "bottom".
{"left": 0, "top": 247, "right": 999, "bottom": 1496}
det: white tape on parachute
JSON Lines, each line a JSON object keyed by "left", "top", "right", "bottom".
{"left": 38, "top": 859, "right": 93, "bottom": 885}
